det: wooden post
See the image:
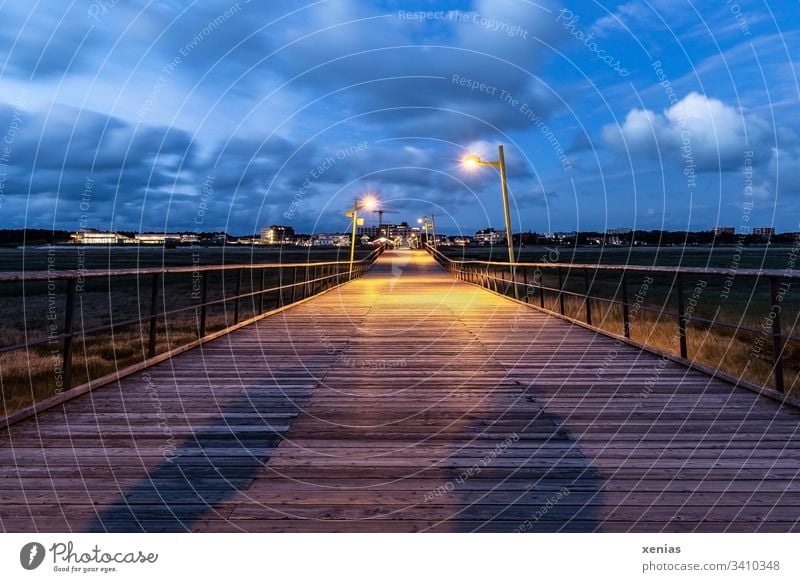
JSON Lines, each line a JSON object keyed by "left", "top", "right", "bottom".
{"left": 291, "top": 267, "right": 298, "bottom": 303}
{"left": 583, "top": 268, "right": 592, "bottom": 326}
{"left": 770, "top": 277, "right": 785, "bottom": 393}
{"left": 676, "top": 273, "right": 688, "bottom": 359}
{"left": 62, "top": 279, "right": 77, "bottom": 390}
{"left": 148, "top": 273, "right": 160, "bottom": 359}
{"left": 621, "top": 272, "right": 630, "bottom": 339}
{"left": 557, "top": 267, "right": 565, "bottom": 315}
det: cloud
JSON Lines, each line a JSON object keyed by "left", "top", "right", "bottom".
{"left": 602, "top": 92, "right": 773, "bottom": 171}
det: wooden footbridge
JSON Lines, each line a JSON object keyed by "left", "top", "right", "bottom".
{"left": 1, "top": 250, "right": 799, "bottom": 532}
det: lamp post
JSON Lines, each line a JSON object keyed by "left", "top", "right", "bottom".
{"left": 464, "top": 145, "right": 518, "bottom": 297}
{"left": 418, "top": 216, "right": 435, "bottom": 249}
{"left": 347, "top": 195, "right": 377, "bottom": 277}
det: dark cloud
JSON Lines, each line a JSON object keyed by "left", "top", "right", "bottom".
{"left": 1, "top": 0, "right": 798, "bottom": 234}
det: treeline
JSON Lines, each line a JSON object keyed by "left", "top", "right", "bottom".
{"left": 0, "top": 229, "right": 73, "bottom": 246}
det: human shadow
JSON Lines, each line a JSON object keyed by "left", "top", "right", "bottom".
{"left": 87, "top": 392, "right": 292, "bottom": 533}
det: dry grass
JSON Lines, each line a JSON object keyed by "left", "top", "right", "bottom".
{"left": 0, "top": 267, "right": 337, "bottom": 416}
{"left": 525, "top": 288, "right": 800, "bottom": 396}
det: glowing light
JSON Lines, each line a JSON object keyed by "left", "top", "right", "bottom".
{"left": 361, "top": 195, "right": 377, "bottom": 211}
{"left": 462, "top": 154, "right": 481, "bottom": 169}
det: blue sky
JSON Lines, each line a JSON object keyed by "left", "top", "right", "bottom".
{"left": 0, "top": 0, "right": 798, "bottom": 236}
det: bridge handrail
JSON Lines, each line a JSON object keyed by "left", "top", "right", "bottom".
{"left": 425, "top": 245, "right": 798, "bottom": 395}
{"left": 425, "top": 245, "right": 800, "bottom": 279}
{"left": 0, "top": 247, "right": 384, "bottom": 394}
{"left": 0, "top": 250, "right": 382, "bottom": 282}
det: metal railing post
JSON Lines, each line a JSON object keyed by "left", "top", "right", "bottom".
{"left": 148, "top": 273, "right": 160, "bottom": 359}
{"left": 539, "top": 270, "right": 545, "bottom": 308}
{"left": 62, "top": 279, "right": 77, "bottom": 390}
{"left": 583, "top": 268, "right": 592, "bottom": 326}
{"left": 510, "top": 264, "right": 519, "bottom": 300}
{"left": 621, "top": 272, "right": 630, "bottom": 339}
{"left": 676, "top": 273, "right": 688, "bottom": 359}
{"left": 522, "top": 266, "right": 529, "bottom": 302}
{"left": 770, "top": 277, "right": 785, "bottom": 393}
{"left": 233, "top": 268, "right": 242, "bottom": 324}
{"left": 260, "top": 268, "right": 267, "bottom": 313}
{"left": 199, "top": 273, "right": 208, "bottom": 338}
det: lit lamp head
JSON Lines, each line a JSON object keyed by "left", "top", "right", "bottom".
{"left": 462, "top": 154, "right": 481, "bottom": 169}
{"left": 361, "top": 195, "right": 377, "bottom": 211}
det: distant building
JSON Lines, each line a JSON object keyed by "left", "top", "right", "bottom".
{"left": 313, "top": 234, "right": 350, "bottom": 247}
{"left": 554, "top": 231, "right": 578, "bottom": 241}
{"left": 133, "top": 233, "right": 182, "bottom": 245}
{"left": 261, "top": 225, "right": 295, "bottom": 245}
{"left": 70, "top": 229, "right": 130, "bottom": 245}
{"left": 474, "top": 228, "right": 506, "bottom": 245}
{"left": 233, "top": 236, "right": 263, "bottom": 245}
{"left": 606, "top": 227, "right": 632, "bottom": 235}
{"left": 753, "top": 227, "right": 775, "bottom": 238}
{"left": 712, "top": 227, "right": 735, "bottom": 235}
{"left": 359, "top": 222, "right": 414, "bottom": 245}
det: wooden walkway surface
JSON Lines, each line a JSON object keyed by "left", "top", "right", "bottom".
{"left": 1, "top": 250, "right": 799, "bottom": 532}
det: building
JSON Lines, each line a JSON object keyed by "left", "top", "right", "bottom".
{"left": 712, "top": 227, "right": 735, "bottom": 235}
{"left": 133, "top": 233, "right": 184, "bottom": 245}
{"left": 474, "top": 228, "right": 506, "bottom": 245}
{"left": 358, "top": 222, "right": 417, "bottom": 247}
{"left": 233, "top": 236, "right": 263, "bottom": 245}
{"left": 70, "top": 229, "right": 131, "bottom": 245}
{"left": 554, "top": 231, "right": 578, "bottom": 241}
{"left": 357, "top": 225, "right": 381, "bottom": 239}
{"left": 313, "top": 234, "right": 350, "bottom": 247}
{"left": 261, "top": 225, "right": 295, "bottom": 245}
{"left": 358, "top": 222, "right": 414, "bottom": 244}
{"left": 606, "top": 227, "right": 632, "bottom": 235}
{"left": 753, "top": 227, "right": 775, "bottom": 238}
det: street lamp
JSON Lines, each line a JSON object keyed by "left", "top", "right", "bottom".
{"left": 347, "top": 195, "right": 377, "bottom": 276}
{"left": 463, "top": 145, "right": 517, "bottom": 298}
{"left": 418, "top": 215, "right": 437, "bottom": 249}
{"left": 462, "top": 145, "right": 515, "bottom": 265}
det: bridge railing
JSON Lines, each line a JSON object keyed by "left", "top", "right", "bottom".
{"left": 0, "top": 247, "right": 383, "bottom": 423}
{"left": 426, "top": 245, "right": 799, "bottom": 396}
